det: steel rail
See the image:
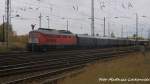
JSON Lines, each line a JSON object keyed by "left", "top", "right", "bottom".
{"left": 0, "top": 49, "right": 135, "bottom": 77}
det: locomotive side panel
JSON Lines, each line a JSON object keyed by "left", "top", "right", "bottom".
{"left": 55, "top": 35, "right": 77, "bottom": 46}
{"left": 38, "top": 34, "right": 77, "bottom": 49}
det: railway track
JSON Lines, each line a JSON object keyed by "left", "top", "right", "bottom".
{"left": 0, "top": 46, "right": 138, "bottom": 84}
{"left": 0, "top": 47, "right": 128, "bottom": 65}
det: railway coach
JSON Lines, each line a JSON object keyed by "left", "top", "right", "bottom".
{"left": 76, "top": 35, "right": 133, "bottom": 48}
{"left": 27, "top": 28, "right": 148, "bottom": 51}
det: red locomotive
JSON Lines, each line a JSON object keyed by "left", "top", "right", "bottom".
{"left": 28, "top": 28, "right": 77, "bottom": 51}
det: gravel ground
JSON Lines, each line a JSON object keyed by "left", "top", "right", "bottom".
{"left": 58, "top": 51, "right": 150, "bottom": 84}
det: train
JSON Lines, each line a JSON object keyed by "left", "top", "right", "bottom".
{"left": 27, "top": 28, "right": 149, "bottom": 51}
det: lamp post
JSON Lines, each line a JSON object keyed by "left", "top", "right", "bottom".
{"left": 3, "top": 15, "right": 5, "bottom": 42}
{"left": 46, "top": 16, "right": 50, "bottom": 29}
{"left": 108, "top": 22, "right": 110, "bottom": 37}
{"left": 121, "top": 24, "right": 124, "bottom": 38}
{"left": 136, "top": 13, "right": 138, "bottom": 41}
{"left": 39, "top": 13, "right": 42, "bottom": 28}
{"left": 103, "top": 17, "right": 106, "bottom": 37}
{"left": 61, "top": 17, "right": 70, "bottom": 31}
{"left": 91, "top": 0, "right": 95, "bottom": 36}
{"left": 66, "top": 19, "right": 69, "bottom": 31}
{"left": 6, "top": 0, "right": 11, "bottom": 48}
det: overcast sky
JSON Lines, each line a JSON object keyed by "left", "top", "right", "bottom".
{"left": 0, "top": 0, "right": 150, "bottom": 38}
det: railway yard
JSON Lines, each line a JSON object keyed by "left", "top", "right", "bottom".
{"left": 1, "top": 1, "right": 150, "bottom": 84}
{"left": 0, "top": 46, "right": 148, "bottom": 84}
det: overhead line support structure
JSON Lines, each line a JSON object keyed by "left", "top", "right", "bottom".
{"left": 91, "top": 0, "right": 95, "bottom": 36}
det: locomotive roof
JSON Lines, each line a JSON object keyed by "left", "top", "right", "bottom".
{"left": 31, "top": 28, "right": 75, "bottom": 35}
{"left": 76, "top": 34, "right": 139, "bottom": 41}
{"left": 77, "top": 34, "right": 121, "bottom": 40}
